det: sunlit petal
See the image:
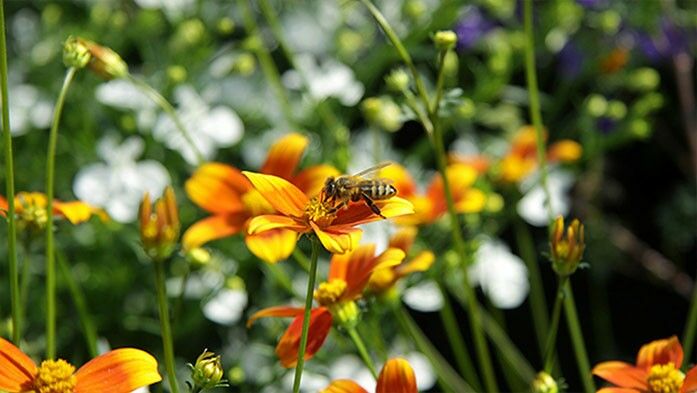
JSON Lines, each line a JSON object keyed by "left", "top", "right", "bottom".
{"left": 293, "top": 164, "right": 340, "bottom": 198}
{"left": 320, "top": 380, "right": 369, "bottom": 393}
{"left": 636, "top": 336, "right": 683, "bottom": 369}
{"left": 596, "top": 388, "right": 642, "bottom": 393}
{"left": 379, "top": 163, "right": 418, "bottom": 197}
{"left": 185, "top": 163, "right": 250, "bottom": 214}
{"left": 182, "top": 214, "right": 247, "bottom": 251}
{"left": 454, "top": 189, "right": 487, "bottom": 214}
{"left": 344, "top": 247, "right": 404, "bottom": 299}
{"left": 395, "top": 250, "right": 435, "bottom": 276}
{"left": 243, "top": 172, "right": 309, "bottom": 217}
{"left": 376, "top": 358, "right": 418, "bottom": 393}
{"left": 0, "top": 338, "right": 36, "bottom": 391}
{"left": 388, "top": 226, "right": 417, "bottom": 253}
{"left": 247, "top": 305, "right": 305, "bottom": 328}
{"left": 276, "top": 307, "right": 333, "bottom": 368}
{"left": 245, "top": 229, "right": 298, "bottom": 264}
{"left": 247, "top": 214, "right": 307, "bottom": 235}
{"left": 261, "top": 133, "right": 309, "bottom": 179}
{"left": 592, "top": 361, "right": 648, "bottom": 390}
{"left": 548, "top": 140, "right": 582, "bottom": 162}
{"left": 681, "top": 365, "right": 697, "bottom": 393}
{"left": 311, "top": 222, "right": 362, "bottom": 254}
{"left": 74, "top": 348, "right": 161, "bottom": 393}
{"left": 332, "top": 197, "right": 414, "bottom": 226}
{"left": 54, "top": 201, "right": 107, "bottom": 224}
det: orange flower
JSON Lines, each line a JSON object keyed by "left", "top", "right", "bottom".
{"left": 593, "top": 336, "right": 697, "bottom": 393}
{"left": 321, "top": 357, "right": 418, "bottom": 393}
{"left": 0, "top": 337, "right": 161, "bottom": 393}
{"left": 0, "top": 192, "right": 106, "bottom": 233}
{"left": 183, "top": 133, "right": 340, "bottom": 263}
{"left": 247, "top": 244, "right": 405, "bottom": 367}
{"left": 243, "top": 171, "right": 413, "bottom": 254}
{"left": 367, "top": 226, "right": 434, "bottom": 294}
{"left": 377, "top": 163, "right": 486, "bottom": 226}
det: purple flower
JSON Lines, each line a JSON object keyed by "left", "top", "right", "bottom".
{"left": 558, "top": 41, "right": 584, "bottom": 79}
{"left": 575, "top": 0, "right": 607, "bottom": 9}
{"left": 596, "top": 116, "right": 616, "bottom": 134}
{"left": 454, "top": 7, "right": 495, "bottom": 50}
{"left": 634, "top": 17, "right": 693, "bottom": 63}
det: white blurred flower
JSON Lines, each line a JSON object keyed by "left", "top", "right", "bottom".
{"left": 283, "top": 55, "right": 364, "bottom": 106}
{"left": 73, "top": 135, "right": 170, "bottom": 223}
{"left": 202, "top": 287, "right": 248, "bottom": 325}
{"left": 403, "top": 280, "right": 443, "bottom": 312}
{"left": 404, "top": 352, "right": 436, "bottom": 391}
{"left": 517, "top": 168, "right": 575, "bottom": 227}
{"left": 329, "top": 355, "right": 375, "bottom": 392}
{"left": 282, "top": 370, "right": 331, "bottom": 393}
{"left": 3, "top": 84, "right": 52, "bottom": 136}
{"left": 130, "top": 388, "right": 149, "bottom": 393}
{"left": 470, "top": 238, "right": 529, "bottom": 309}
{"left": 134, "top": 0, "right": 195, "bottom": 21}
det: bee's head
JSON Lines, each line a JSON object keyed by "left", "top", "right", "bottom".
{"left": 323, "top": 177, "right": 336, "bottom": 197}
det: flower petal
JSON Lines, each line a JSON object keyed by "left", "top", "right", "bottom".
{"left": 681, "top": 365, "right": 697, "bottom": 393}
{"left": 342, "top": 247, "right": 404, "bottom": 299}
{"left": 636, "top": 336, "right": 683, "bottom": 369}
{"left": 395, "top": 250, "right": 435, "bottom": 277}
{"left": 293, "top": 164, "right": 340, "bottom": 198}
{"left": 376, "top": 358, "right": 418, "bottom": 393}
{"left": 592, "top": 361, "right": 648, "bottom": 390}
{"left": 74, "top": 348, "right": 161, "bottom": 393}
{"left": 260, "top": 133, "right": 309, "bottom": 179}
{"left": 182, "top": 214, "right": 247, "bottom": 251}
{"left": 321, "top": 380, "right": 369, "bottom": 393}
{"left": 245, "top": 229, "right": 298, "bottom": 264}
{"left": 246, "top": 306, "right": 305, "bottom": 328}
{"left": 185, "top": 163, "right": 250, "bottom": 214}
{"left": 548, "top": 140, "right": 582, "bottom": 162}
{"left": 454, "top": 189, "right": 487, "bottom": 214}
{"left": 247, "top": 214, "right": 307, "bottom": 235}
{"left": 0, "top": 195, "right": 8, "bottom": 214}
{"left": 596, "top": 388, "right": 642, "bottom": 393}
{"left": 388, "top": 226, "right": 417, "bottom": 253}
{"left": 311, "top": 222, "right": 362, "bottom": 254}
{"left": 379, "top": 163, "right": 418, "bottom": 198}
{"left": 332, "top": 197, "right": 414, "bottom": 226}
{"left": 0, "top": 337, "right": 36, "bottom": 391}
{"left": 53, "top": 201, "right": 107, "bottom": 224}
{"left": 276, "top": 307, "right": 333, "bottom": 368}
{"left": 243, "top": 171, "right": 309, "bottom": 217}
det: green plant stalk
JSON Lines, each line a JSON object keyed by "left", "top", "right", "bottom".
{"left": 683, "top": 283, "right": 697, "bottom": 368}
{"left": 57, "top": 252, "right": 98, "bottom": 358}
{"left": 292, "top": 248, "right": 311, "bottom": 272}
{"left": 154, "top": 261, "right": 180, "bottom": 393}
{"left": 486, "top": 305, "right": 526, "bottom": 391}
{"left": 364, "top": 313, "right": 388, "bottom": 362}
{"left": 563, "top": 282, "right": 595, "bottom": 393}
{"left": 45, "top": 66, "right": 77, "bottom": 359}
{"left": 393, "top": 304, "right": 475, "bottom": 393}
{"left": 543, "top": 276, "right": 568, "bottom": 373}
{"left": 431, "top": 50, "right": 448, "bottom": 116}
{"left": 346, "top": 325, "right": 378, "bottom": 379}
{"left": 0, "top": 0, "right": 21, "bottom": 345}
{"left": 523, "top": 0, "right": 554, "bottom": 220}
{"left": 437, "top": 282, "right": 482, "bottom": 391}
{"left": 126, "top": 74, "right": 205, "bottom": 165}
{"left": 292, "top": 236, "right": 320, "bottom": 393}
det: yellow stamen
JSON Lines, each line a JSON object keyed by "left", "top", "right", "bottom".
{"left": 647, "top": 363, "right": 684, "bottom": 393}
{"left": 314, "top": 279, "right": 347, "bottom": 306}
{"left": 33, "top": 359, "right": 77, "bottom": 393}
{"left": 304, "top": 197, "right": 335, "bottom": 227}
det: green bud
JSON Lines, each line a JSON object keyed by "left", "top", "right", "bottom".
{"left": 607, "top": 100, "right": 627, "bottom": 120}
{"left": 217, "top": 17, "right": 235, "bottom": 35}
{"left": 186, "top": 247, "right": 212, "bottom": 269}
{"left": 228, "top": 366, "right": 245, "bottom": 385}
{"left": 167, "top": 65, "right": 187, "bottom": 84}
{"left": 189, "top": 350, "right": 226, "bottom": 390}
{"left": 629, "top": 119, "right": 651, "bottom": 139}
{"left": 628, "top": 67, "right": 660, "bottom": 91}
{"left": 634, "top": 92, "right": 664, "bottom": 116}
{"left": 532, "top": 371, "right": 558, "bottom": 393}
{"left": 433, "top": 30, "right": 457, "bottom": 51}
{"left": 232, "top": 52, "right": 256, "bottom": 76}
{"left": 385, "top": 68, "right": 410, "bottom": 93}
{"left": 404, "top": 0, "right": 426, "bottom": 21}
{"left": 63, "top": 36, "right": 91, "bottom": 69}
{"left": 485, "top": 193, "right": 504, "bottom": 213}
{"left": 443, "top": 50, "right": 459, "bottom": 77}
{"left": 456, "top": 98, "right": 477, "bottom": 120}
{"left": 598, "top": 10, "right": 621, "bottom": 34}
{"left": 586, "top": 94, "right": 608, "bottom": 117}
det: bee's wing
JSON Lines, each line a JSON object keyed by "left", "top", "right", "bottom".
{"left": 351, "top": 162, "right": 393, "bottom": 178}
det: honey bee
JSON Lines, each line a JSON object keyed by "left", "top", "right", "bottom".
{"left": 322, "top": 162, "right": 397, "bottom": 218}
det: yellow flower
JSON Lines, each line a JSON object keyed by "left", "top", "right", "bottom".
{"left": 321, "top": 358, "right": 418, "bottom": 393}
{"left": 549, "top": 216, "right": 585, "bottom": 277}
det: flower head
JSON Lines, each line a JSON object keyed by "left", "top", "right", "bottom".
{"left": 0, "top": 192, "right": 106, "bottom": 234}
{"left": 593, "top": 336, "right": 697, "bottom": 393}
{"left": 139, "top": 186, "right": 180, "bottom": 261}
{"left": 321, "top": 357, "right": 418, "bottom": 393}
{"left": 189, "top": 349, "right": 227, "bottom": 390}
{"left": 70, "top": 37, "right": 128, "bottom": 79}
{"left": 0, "top": 337, "right": 161, "bottom": 393}
{"left": 549, "top": 216, "right": 585, "bottom": 277}
{"left": 531, "top": 371, "right": 558, "bottom": 393}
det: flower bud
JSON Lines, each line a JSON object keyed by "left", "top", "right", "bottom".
{"left": 189, "top": 350, "right": 226, "bottom": 390}
{"left": 186, "top": 247, "right": 212, "bottom": 269}
{"left": 549, "top": 216, "right": 585, "bottom": 277}
{"left": 81, "top": 38, "right": 128, "bottom": 79}
{"left": 532, "top": 371, "right": 558, "bottom": 393}
{"left": 434, "top": 30, "right": 457, "bottom": 51}
{"left": 139, "top": 187, "right": 180, "bottom": 262}
{"left": 586, "top": 94, "right": 608, "bottom": 117}
{"left": 63, "top": 36, "right": 91, "bottom": 69}
{"left": 385, "top": 68, "right": 410, "bottom": 93}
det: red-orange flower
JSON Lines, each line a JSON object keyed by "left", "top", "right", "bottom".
{"left": 593, "top": 336, "right": 697, "bottom": 393}
{"left": 0, "top": 337, "right": 161, "bottom": 393}
{"left": 321, "top": 357, "right": 418, "bottom": 393}
{"left": 247, "top": 244, "right": 405, "bottom": 367}
{"left": 183, "top": 133, "right": 339, "bottom": 263}
{"left": 243, "top": 172, "right": 413, "bottom": 254}
{"left": 0, "top": 192, "right": 106, "bottom": 233}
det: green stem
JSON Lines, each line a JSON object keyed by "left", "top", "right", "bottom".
{"left": 437, "top": 282, "right": 482, "bottom": 391}
{"left": 292, "top": 248, "right": 311, "bottom": 272}
{"left": 543, "top": 276, "right": 568, "bottom": 373}
{"left": 683, "top": 283, "right": 697, "bottom": 368}
{"left": 45, "top": 66, "right": 77, "bottom": 359}
{"left": 431, "top": 50, "right": 448, "bottom": 115}
{"left": 292, "top": 236, "right": 320, "bottom": 393}
{"left": 523, "top": 0, "right": 553, "bottom": 220}
{"left": 172, "top": 270, "right": 190, "bottom": 324}
{"left": 0, "top": 0, "right": 21, "bottom": 345}
{"left": 154, "top": 261, "right": 180, "bottom": 393}
{"left": 126, "top": 74, "right": 205, "bottom": 165}
{"left": 346, "top": 326, "right": 378, "bottom": 379}
{"left": 57, "top": 252, "right": 98, "bottom": 358}
{"left": 563, "top": 282, "right": 595, "bottom": 393}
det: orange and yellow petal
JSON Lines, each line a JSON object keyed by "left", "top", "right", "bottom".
{"left": 245, "top": 229, "right": 298, "bottom": 264}
{"left": 74, "top": 348, "right": 161, "bottom": 393}
{"left": 596, "top": 388, "right": 642, "bottom": 393}
{"left": 247, "top": 214, "right": 307, "bottom": 235}
{"left": 243, "top": 172, "right": 309, "bottom": 218}
{"left": 343, "top": 247, "right": 404, "bottom": 298}
{"left": 388, "top": 227, "right": 417, "bottom": 253}
{"left": 54, "top": 201, "right": 107, "bottom": 224}
{"left": 454, "top": 189, "right": 487, "bottom": 214}
{"left": 681, "top": 366, "right": 697, "bottom": 393}
{"left": 182, "top": 214, "right": 247, "bottom": 251}
{"left": 376, "top": 358, "right": 418, "bottom": 393}
{"left": 311, "top": 222, "right": 362, "bottom": 255}
{"left": 185, "top": 163, "right": 250, "bottom": 214}
{"left": 0, "top": 337, "right": 37, "bottom": 391}
{"left": 592, "top": 361, "right": 648, "bottom": 390}
{"left": 548, "top": 140, "right": 582, "bottom": 162}
{"left": 276, "top": 307, "right": 333, "bottom": 368}
{"left": 448, "top": 153, "right": 491, "bottom": 174}
{"left": 0, "top": 195, "right": 8, "bottom": 212}
{"left": 636, "top": 336, "right": 683, "bottom": 370}
{"left": 260, "top": 133, "right": 309, "bottom": 180}
{"left": 247, "top": 306, "right": 305, "bottom": 328}
{"left": 332, "top": 197, "right": 414, "bottom": 227}
{"left": 293, "top": 164, "right": 341, "bottom": 198}
{"left": 379, "top": 163, "right": 418, "bottom": 198}
{"left": 396, "top": 250, "right": 435, "bottom": 277}
{"left": 241, "top": 189, "right": 276, "bottom": 217}
{"left": 321, "top": 380, "right": 369, "bottom": 393}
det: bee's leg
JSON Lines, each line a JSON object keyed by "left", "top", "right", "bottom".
{"left": 361, "top": 193, "right": 385, "bottom": 218}
{"left": 327, "top": 200, "right": 347, "bottom": 215}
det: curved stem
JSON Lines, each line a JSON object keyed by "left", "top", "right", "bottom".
{"left": 57, "top": 252, "right": 98, "bottom": 358}
{"left": 543, "top": 276, "right": 567, "bottom": 373}
{"left": 563, "top": 282, "right": 595, "bottom": 393}
{"left": 346, "top": 325, "right": 378, "bottom": 379}
{"left": 0, "top": 0, "right": 20, "bottom": 345}
{"left": 45, "top": 66, "right": 77, "bottom": 359}
{"left": 126, "top": 74, "right": 205, "bottom": 165}
{"left": 154, "top": 261, "right": 180, "bottom": 393}
{"left": 292, "top": 236, "right": 320, "bottom": 393}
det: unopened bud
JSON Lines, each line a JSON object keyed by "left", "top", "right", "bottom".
{"left": 434, "top": 30, "right": 457, "bottom": 51}
{"left": 549, "top": 216, "right": 585, "bottom": 277}
{"left": 385, "top": 68, "right": 410, "bottom": 93}
{"left": 189, "top": 350, "right": 226, "bottom": 390}
{"left": 186, "top": 247, "right": 212, "bottom": 269}
{"left": 80, "top": 38, "right": 128, "bottom": 79}
{"left": 139, "top": 187, "right": 180, "bottom": 262}
{"left": 63, "top": 36, "right": 91, "bottom": 69}
{"left": 532, "top": 371, "right": 558, "bottom": 393}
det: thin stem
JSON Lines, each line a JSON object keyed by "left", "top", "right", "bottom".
{"left": 45, "top": 66, "right": 77, "bottom": 359}
{"left": 346, "top": 326, "right": 378, "bottom": 379}
{"left": 292, "top": 248, "right": 311, "bottom": 272}
{"left": 0, "top": 0, "right": 21, "bottom": 345}
{"left": 431, "top": 50, "right": 448, "bottom": 115}
{"left": 543, "top": 276, "right": 568, "bottom": 373}
{"left": 292, "top": 236, "right": 320, "bottom": 393}
{"left": 563, "top": 282, "right": 595, "bottom": 393}
{"left": 523, "top": 0, "right": 554, "bottom": 220}
{"left": 126, "top": 74, "right": 205, "bottom": 165}
{"left": 172, "top": 270, "right": 190, "bottom": 324}
{"left": 683, "top": 283, "right": 697, "bottom": 368}
{"left": 154, "top": 261, "right": 180, "bottom": 393}
{"left": 57, "top": 252, "right": 98, "bottom": 358}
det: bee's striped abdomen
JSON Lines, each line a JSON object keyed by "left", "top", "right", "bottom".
{"left": 361, "top": 181, "right": 397, "bottom": 199}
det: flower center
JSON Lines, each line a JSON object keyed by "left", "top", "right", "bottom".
{"left": 314, "top": 279, "right": 347, "bottom": 306}
{"left": 647, "top": 363, "right": 684, "bottom": 393}
{"left": 33, "top": 359, "right": 77, "bottom": 393}
{"left": 304, "top": 197, "right": 335, "bottom": 227}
